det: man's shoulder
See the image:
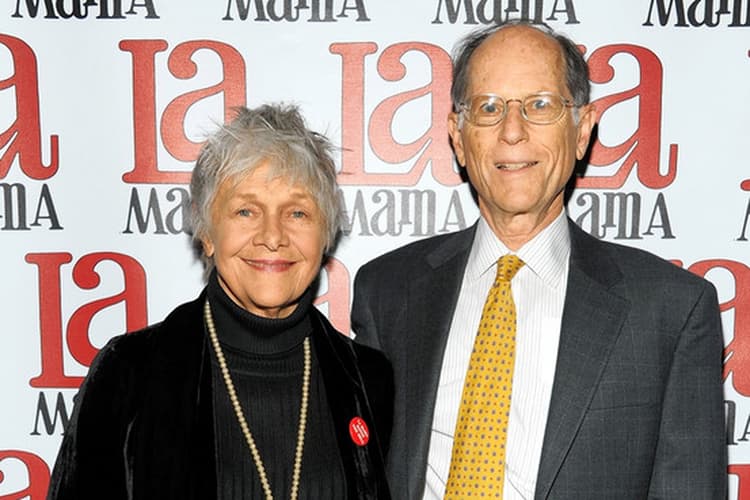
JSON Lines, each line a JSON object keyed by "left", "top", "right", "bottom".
{"left": 575, "top": 225, "right": 710, "bottom": 290}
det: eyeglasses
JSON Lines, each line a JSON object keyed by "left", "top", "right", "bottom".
{"left": 458, "top": 92, "right": 575, "bottom": 126}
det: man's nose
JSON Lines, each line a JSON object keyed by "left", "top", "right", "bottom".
{"left": 497, "top": 100, "right": 529, "bottom": 145}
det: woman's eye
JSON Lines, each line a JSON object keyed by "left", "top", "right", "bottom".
{"left": 290, "top": 210, "right": 307, "bottom": 219}
{"left": 237, "top": 208, "right": 252, "bottom": 217}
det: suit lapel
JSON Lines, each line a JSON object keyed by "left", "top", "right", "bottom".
{"left": 404, "top": 226, "right": 475, "bottom": 497}
{"left": 534, "top": 222, "right": 631, "bottom": 499}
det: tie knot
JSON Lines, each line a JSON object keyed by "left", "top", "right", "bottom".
{"left": 496, "top": 254, "right": 524, "bottom": 282}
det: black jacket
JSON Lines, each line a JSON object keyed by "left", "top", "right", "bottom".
{"left": 47, "top": 290, "right": 393, "bottom": 499}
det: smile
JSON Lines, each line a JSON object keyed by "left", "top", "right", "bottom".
{"left": 495, "top": 161, "right": 537, "bottom": 171}
{"left": 247, "top": 259, "right": 295, "bottom": 272}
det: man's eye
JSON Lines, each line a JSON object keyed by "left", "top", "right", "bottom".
{"left": 479, "top": 102, "right": 500, "bottom": 114}
{"left": 290, "top": 210, "right": 307, "bottom": 219}
{"left": 237, "top": 208, "right": 251, "bottom": 217}
{"left": 529, "top": 98, "right": 551, "bottom": 110}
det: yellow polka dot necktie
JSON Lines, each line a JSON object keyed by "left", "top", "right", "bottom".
{"left": 444, "top": 254, "right": 525, "bottom": 499}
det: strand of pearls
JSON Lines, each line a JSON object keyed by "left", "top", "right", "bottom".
{"left": 204, "top": 300, "right": 310, "bottom": 500}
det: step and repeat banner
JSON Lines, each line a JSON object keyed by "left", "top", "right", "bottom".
{"left": 2, "top": 0, "right": 750, "bottom": 497}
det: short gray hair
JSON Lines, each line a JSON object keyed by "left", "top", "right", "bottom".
{"left": 190, "top": 103, "right": 341, "bottom": 269}
{"left": 450, "top": 20, "right": 591, "bottom": 117}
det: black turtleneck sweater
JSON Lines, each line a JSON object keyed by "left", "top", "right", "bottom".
{"left": 207, "top": 273, "right": 346, "bottom": 499}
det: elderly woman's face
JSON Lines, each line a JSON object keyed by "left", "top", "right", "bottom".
{"left": 201, "top": 161, "right": 325, "bottom": 319}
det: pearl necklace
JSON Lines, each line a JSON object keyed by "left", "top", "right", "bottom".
{"left": 204, "top": 300, "right": 310, "bottom": 500}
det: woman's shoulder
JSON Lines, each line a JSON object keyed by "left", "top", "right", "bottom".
{"left": 95, "top": 292, "right": 206, "bottom": 369}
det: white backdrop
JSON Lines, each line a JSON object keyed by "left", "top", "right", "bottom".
{"left": 2, "top": 1, "right": 750, "bottom": 497}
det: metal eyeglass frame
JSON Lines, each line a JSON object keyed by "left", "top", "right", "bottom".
{"left": 458, "top": 91, "right": 576, "bottom": 126}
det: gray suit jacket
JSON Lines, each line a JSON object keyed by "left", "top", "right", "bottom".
{"left": 351, "top": 218, "right": 726, "bottom": 499}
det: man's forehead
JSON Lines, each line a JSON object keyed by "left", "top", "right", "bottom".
{"left": 466, "top": 27, "right": 566, "bottom": 91}
{"left": 473, "top": 26, "right": 563, "bottom": 64}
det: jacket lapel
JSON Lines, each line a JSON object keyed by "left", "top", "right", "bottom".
{"left": 534, "top": 221, "right": 631, "bottom": 499}
{"left": 404, "top": 226, "right": 476, "bottom": 497}
{"left": 310, "top": 310, "right": 390, "bottom": 500}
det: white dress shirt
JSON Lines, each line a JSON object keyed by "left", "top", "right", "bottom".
{"left": 423, "top": 212, "right": 570, "bottom": 499}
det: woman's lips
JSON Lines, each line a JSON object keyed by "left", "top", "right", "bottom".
{"left": 247, "top": 259, "right": 294, "bottom": 272}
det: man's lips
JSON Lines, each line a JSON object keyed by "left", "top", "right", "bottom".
{"left": 495, "top": 161, "right": 538, "bottom": 171}
{"left": 246, "top": 259, "right": 295, "bottom": 272}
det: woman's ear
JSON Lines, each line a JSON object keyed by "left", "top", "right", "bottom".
{"left": 201, "top": 236, "right": 215, "bottom": 258}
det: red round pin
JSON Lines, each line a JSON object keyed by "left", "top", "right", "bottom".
{"left": 348, "top": 416, "right": 370, "bottom": 446}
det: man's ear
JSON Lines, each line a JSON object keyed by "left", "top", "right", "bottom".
{"left": 448, "top": 111, "right": 467, "bottom": 167}
{"left": 575, "top": 104, "right": 597, "bottom": 160}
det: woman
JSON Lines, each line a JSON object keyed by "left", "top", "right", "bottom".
{"left": 47, "top": 104, "right": 393, "bottom": 500}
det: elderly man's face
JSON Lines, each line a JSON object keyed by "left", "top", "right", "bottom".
{"left": 448, "top": 26, "right": 595, "bottom": 244}
{"left": 202, "top": 161, "right": 325, "bottom": 319}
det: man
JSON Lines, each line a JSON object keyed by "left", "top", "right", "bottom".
{"left": 351, "top": 20, "right": 726, "bottom": 499}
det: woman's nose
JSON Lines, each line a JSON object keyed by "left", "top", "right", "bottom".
{"left": 253, "top": 215, "right": 288, "bottom": 250}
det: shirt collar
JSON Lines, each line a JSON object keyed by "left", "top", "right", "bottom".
{"left": 467, "top": 211, "right": 571, "bottom": 289}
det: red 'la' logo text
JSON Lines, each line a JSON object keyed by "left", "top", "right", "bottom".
{"left": 0, "top": 34, "right": 59, "bottom": 180}
{"left": 25, "top": 252, "right": 148, "bottom": 389}
{"left": 331, "top": 41, "right": 456, "bottom": 187}
{"left": 0, "top": 450, "right": 50, "bottom": 498}
{"left": 581, "top": 43, "right": 676, "bottom": 190}
{"left": 119, "top": 39, "right": 247, "bottom": 184}
{"left": 729, "top": 464, "right": 750, "bottom": 499}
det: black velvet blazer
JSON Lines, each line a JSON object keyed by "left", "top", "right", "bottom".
{"left": 47, "top": 290, "right": 393, "bottom": 500}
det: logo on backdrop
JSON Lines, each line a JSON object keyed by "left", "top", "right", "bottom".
{"left": 331, "top": 41, "right": 469, "bottom": 238}
{"left": 0, "top": 34, "right": 62, "bottom": 231}
{"left": 431, "top": 0, "right": 580, "bottom": 24}
{"left": 568, "top": 43, "right": 677, "bottom": 241}
{"left": 643, "top": 0, "right": 750, "bottom": 27}
{"left": 119, "top": 39, "right": 246, "bottom": 235}
{"left": 13, "top": 252, "right": 147, "bottom": 500}
{"left": 26, "top": 252, "right": 148, "bottom": 433}
{"left": 11, "top": 0, "right": 159, "bottom": 19}
{"left": 222, "top": 0, "right": 370, "bottom": 21}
